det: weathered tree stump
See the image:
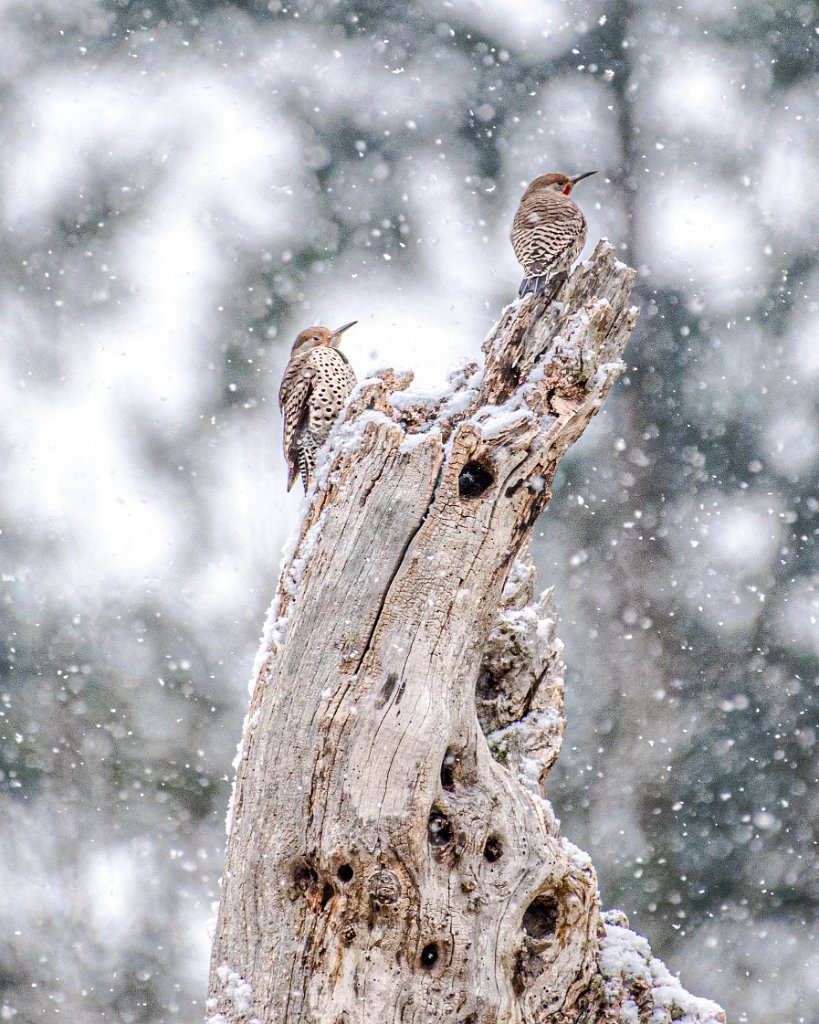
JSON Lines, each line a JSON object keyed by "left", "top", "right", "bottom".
{"left": 207, "top": 242, "right": 725, "bottom": 1024}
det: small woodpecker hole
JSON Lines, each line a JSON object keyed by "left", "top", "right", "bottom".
{"left": 420, "top": 943, "right": 439, "bottom": 969}
{"left": 320, "top": 882, "right": 334, "bottom": 910}
{"left": 458, "top": 461, "right": 494, "bottom": 499}
{"left": 292, "top": 858, "right": 319, "bottom": 895}
{"left": 522, "top": 894, "right": 559, "bottom": 940}
{"left": 483, "top": 835, "right": 503, "bottom": 863}
{"left": 337, "top": 863, "right": 354, "bottom": 883}
{"left": 427, "top": 809, "right": 453, "bottom": 848}
{"left": 440, "top": 748, "right": 460, "bottom": 790}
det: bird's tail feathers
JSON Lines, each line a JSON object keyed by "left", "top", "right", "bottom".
{"left": 518, "top": 272, "right": 569, "bottom": 301}
{"left": 518, "top": 274, "right": 546, "bottom": 298}
{"left": 298, "top": 450, "right": 312, "bottom": 493}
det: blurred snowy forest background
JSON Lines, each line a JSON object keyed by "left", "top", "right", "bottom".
{"left": 0, "top": 0, "right": 816, "bottom": 1021}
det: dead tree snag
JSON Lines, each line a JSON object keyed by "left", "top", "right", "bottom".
{"left": 207, "top": 242, "right": 725, "bottom": 1024}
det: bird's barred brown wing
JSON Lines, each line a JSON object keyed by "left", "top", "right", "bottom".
{"left": 279, "top": 354, "right": 314, "bottom": 491}
{"left": 511, "top": 196, "right": 587, "bottom": 277}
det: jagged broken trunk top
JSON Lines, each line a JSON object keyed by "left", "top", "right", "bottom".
{"left": 208, "top": 243, "right": 723, "bottom": 1024}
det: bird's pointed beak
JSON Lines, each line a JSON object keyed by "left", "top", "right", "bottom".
{"left": 570, "top": 171, "right": 597, "bottom": 185}
{"left": 331, "top": 321, "right": 357, "bottom": 343}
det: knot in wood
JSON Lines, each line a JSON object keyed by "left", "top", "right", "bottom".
{"left": 368, "top": 869, "right": 401, "bottom": 906}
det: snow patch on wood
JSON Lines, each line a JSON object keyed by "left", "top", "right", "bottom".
{"left": 598, "top": 919, "right": 727, "bottom": 1023}
{"left": 206, "top": 964, "right": 259, "bottom": 1023}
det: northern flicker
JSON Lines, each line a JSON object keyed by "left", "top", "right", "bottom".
{"left": 279, "top": 321, "right": 357, "bottom": 492}
{"left": 510, "top": 171, "right": 596, "bottom": 298}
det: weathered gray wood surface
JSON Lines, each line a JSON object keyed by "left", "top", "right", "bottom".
{"left": 207, "top": 242, "right": 724, "bottom": 1024}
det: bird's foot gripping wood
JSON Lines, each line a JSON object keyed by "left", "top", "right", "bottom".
{"left": 544, "top": 269, "right": 569, "bottom": 297}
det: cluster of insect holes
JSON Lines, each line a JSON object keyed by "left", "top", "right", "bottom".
{"left": 293, "top": 746, "right": 557, "bottom": 977}
{"left": 418, "top": 748, "right": 505, "bottom": 969}
{"left": 421, "top": 747, "right": 559, "bottom": 976}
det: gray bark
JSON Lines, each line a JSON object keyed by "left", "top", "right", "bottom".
{"left": 207, "top": 242, "right": 725, "bottom": 1024}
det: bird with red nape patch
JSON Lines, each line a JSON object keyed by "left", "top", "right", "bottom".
{"left": 510, "top": 171, "right": 596, "bottom": 298}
